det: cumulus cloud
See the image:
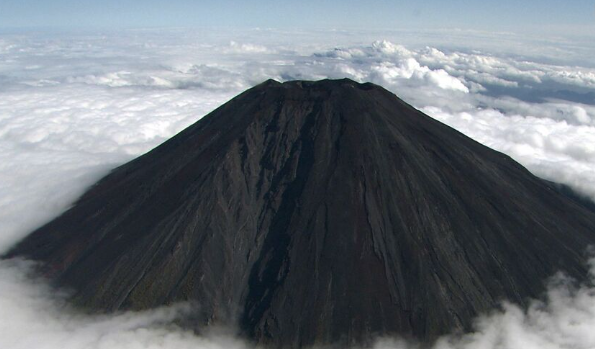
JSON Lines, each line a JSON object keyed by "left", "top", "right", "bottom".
{"left": 424, "top": 106, "right": 595, "bottom": 201}
{"left": 1, "top": 28, "right": 595, "bottom": 349}
{"left": 370, "top": 59, "right": 469, "bottom": 93}
{"left": 0, "top": 84, "right": 234, "bottom": 252}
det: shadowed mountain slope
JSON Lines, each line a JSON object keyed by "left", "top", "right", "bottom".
{"left": 6, "top": 79, "right": 595, "bottom": 348}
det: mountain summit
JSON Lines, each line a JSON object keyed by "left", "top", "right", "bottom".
{"left": 6, "top": 79, "right": 595, "bottom": 347}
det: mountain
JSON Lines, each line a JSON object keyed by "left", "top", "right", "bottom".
{"left": 6, "top": 79, "right": 595, "bottom": 348}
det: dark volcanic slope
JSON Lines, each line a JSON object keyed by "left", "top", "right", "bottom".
{"left": 6, "top": 79, "right": 595, "bottom": 347}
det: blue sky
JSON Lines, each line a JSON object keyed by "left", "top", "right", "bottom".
{"left": 1, "top": 0, "right": 593, "bottom": 33}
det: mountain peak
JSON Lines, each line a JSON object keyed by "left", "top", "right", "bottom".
{"left": 6, "top": 79, "right": 595, "bottom": 348}
{"left": 265, "top": 77, "right": 377, "bottom": 90}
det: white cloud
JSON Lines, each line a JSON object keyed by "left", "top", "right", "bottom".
{"left": 0, "top": 260, "right": 248, "bottom": 349}
{"left": 370, "top": 59, "right": 470, "bottom": 93}
{"left": 227, "top": 41, "right": 271, "bottom": 54}
{"left": 1, "top": 28, "right": 595, "bottom": 349}
{"left": 371, "top": 40, "right": 414, "bottom": 57}
{"left": 0, "top": 84, "right": 234, "bottom": 252}
{"left": 3, "top": 256, "right": 595, "bottom": 349}
{"left": 424, "top": 106, "right": 595, "bottom": 200}
{"left": 67, "top": 72, "right": 177, "bottom": 88}
{"left": 432, "top": 266, "right": 595, "bottom": 349}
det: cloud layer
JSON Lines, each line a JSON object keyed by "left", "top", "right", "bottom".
{"left": 0, "top": 260, "right": 248, "bottom": 349}
{"left": 1, "top": 28, "right": 595, "bottom": 349}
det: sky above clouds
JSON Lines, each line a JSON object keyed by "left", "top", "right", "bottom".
{"left": 1, "top": 0, "right": 595, "bottom": 35}
{"left": 1, "top": 12, "right": 595, "bottom": 349}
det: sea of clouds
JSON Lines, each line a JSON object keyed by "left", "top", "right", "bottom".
{"left": 1, "top": 28, "right": 595, "bottom": 348}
